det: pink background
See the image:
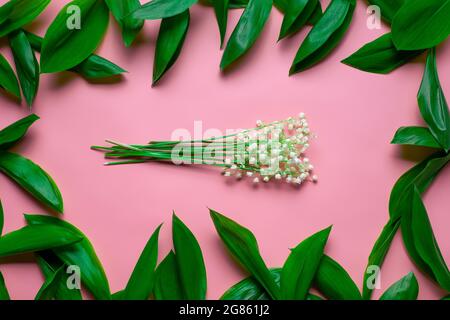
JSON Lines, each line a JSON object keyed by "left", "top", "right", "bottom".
{"left": 1, "top": 1, "right": 449, "bottom": 300}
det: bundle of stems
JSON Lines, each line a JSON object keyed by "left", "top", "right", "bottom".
{"left": 92, "top": 114, "right": 317, "bottom": 185}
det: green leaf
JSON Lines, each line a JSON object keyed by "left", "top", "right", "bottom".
{"left": 172, "top": 213, "right": 207, "bottom": 300}
{"left": 9, "top": 30, "right": 39, "bottom": 107}
{"left": 210, "top": 209, "right": 280, "bottom": 299}
{"left": 391, "top": 126, "right": 441, "bottom": 149}
{"left": 0, "top": 114, "right": 38, "bottom": 151}
{"left": 0, "top": 224, "right": 82, "bottom": 258}
{"left": 417, "top": 48, "right": 450, "bottom": 152}
{"left": 105, "top": 0, "right": 143, "bottom": 47}
{"left": 0, "top": 272, "right": 10, "bottom": 300}
{"left": 0, "top": 0, "right": 50, "bottom": 37}
{"left": 220, "top": 0, "right": 272, "bottom": 70}
{"left": 35, "top": 253, "right": 83, "bottom": 300}
{"left": 392, "top": 0, "right": 450, "bottom": 50}
{"left": 40, "top": 0, "right": 110, "bottom": 73}
{"left": 278, "top": 0, "right": 318, "bottom": 41}
{"left": 154, "top": 251, "right": 185, "bottom": 300}
{"left": 401, "top": 187, "right": 450, "bottom": 291}
{"left": 121, "top": 224, "right": 161, "bottom": 300}
{"left": 306, "top": 0, "right": 322, "bottom": 25}
{"left": 153, "top": 10, "right": 190, "bottom": 86}
{"left": 0, "top": 53, "right": 21, "bottom": 100}
{"left": 24, "top": 214, "right": 111, "bottom": 300}
{"left": 314, "top": 255, "right": 361, "bottom": 300}
{"left": 130, "top": 0, "right": 197, "bottom": 20}
{"left": 25, "top": 31, "right": 126, "bottom": 79}
{"left": 0, "top": 152, "right": 63, "bottom": 213}
{"left": 35, "top": 265, "right": 66, "bottom": 300}
{"left": 280, "top": 226, "right": 331, "bottom": 299}
{"left": 362, "top": 218, "right": 400, "bottom": 300}
{"left": 367, "top": 0, "right": 405, "bottom": 24}
{"left": 379, "top": 272, "right": 419, "bottom": 300}
{"left": 211, "top": 0, "right": 229, "bottom": 47}
{"left": 341, "top": 33, "right": 423, "bottom": 74}
{"left": 290, "top": 0, "right": 356, "bottom": 74}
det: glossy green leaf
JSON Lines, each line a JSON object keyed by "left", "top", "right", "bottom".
{"left": 417, "top": 48, "right": 450, "bottom": 152}
{"left": 0, "top": 272, "right": 10, "bottom": 300}
{"left": 290, "top": 0, "right": 356, "bottom": 74}
{"left": 0, "top": 114, "right": 38, "bottom": 151}
{"left": 25, "top": 32, "right": 126, "bottom": 79}
{"left": 130, "top": 0, "right": 197, "bottom": 20}
{"left": 154, "top": 251, "right": 185, "bottom": 300}
{"left": 314, "top": 255, "right": 361, "bottom": 300}
{"left": 210, "top": 209, "right": 280, "bottom": 299}
{"left": 0, "top": 53, "right": 20, "bottom": 99}
{"left": 203, "top": 0, "right": 247, "bottom": 9}
{"left": 105, "top": 0, "right": 143, "bottom": 47}
{"left": 402, "top": 187, "right": 450, "bottom": 291}
{"left": 35, "top": 253, "right": 83, "bottom": 300}
{"left": 280, "top": 226, "right": 331, "bottom": 300}
{"left": 211, "top": 0, "right": 229, "bottom": 47}
{"left": 221, "top": 268, "right": 320, "bottom": 300}
{"left": 25, "top": 214, "right": 111, "bottom": 300}
{"left": 0, "top": 0, "right": 50, "bottom": 37}
{"left": 35, "top": 266, "right": 66, "bottom": 300}
{"left": 379, "top": 272, "right": 419, "bottom": 300}
{"left": 342, "top": 33, "right": 423, "bottom": 74}
{"left": 278, "top": 0, "right": 318, "bottom": 40}
{"left": 367, "top": 0, "right": 405, "bottom": 24}
{"left": 173, "top": 213, "right": 207, "bottom": 300}
{"left": 362, "top": 218, "right": 400, "bottom": 300}
{"left": 220, "top": 0, "right": 272, "bottom": 70}
{"left": 41, "top": 0, "right": 110, "bottom": 73}
{"left": 391, "top": 126, "right": 441, "bottom": 149}
{"left": 121, "top": 224, "right": 161, "bottom": 300}
{"left": 153, "top": 10, "right": 190, "bottom": 85}
{"left": 306, "top": 0, "right": 322, "bottom": 25}
{"left": 392, "top": 0, "right": 450, "bottom": 50}
{"left": 0, "top": 152, "right": 63, "bottom": 213}
{"left": 0, "top": 224, "right": 82, "bottom": 258}
{"left": 9, "top": 30, "right": 39, "bottom": 107}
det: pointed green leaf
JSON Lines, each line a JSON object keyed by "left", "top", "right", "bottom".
{"left": 211, "top": 0, "right": 229, "bottom": 47}
{"left": 290, "top": 0, "right": 356, "bottom": 74}
{"left": 280, "top": 226, "right": 331, "bottom": 300}
{"left": 0, "top": 53, "right": 20, "bottom": 99}
{"left": 0, "top": 152, "right": 64, "bottom": 213}
{"left": 105, "top": 0, "right": 143, "bottom": 47}
{"left": 153, "top": 10, "right": 190, "bottom": 85}
{"left": 362, "top": 218, "right": 400, "bottom": 300}
{"left": 130, "top": 0, "right": 197, "bottom": 20}
{"left": 25, "top": 214, "right": 111, "bottom": 300}
{"left": 41, "top": 0, "right": 110, "bottom": 73}
{"left": 25, "top": 31, "right": 126, "bottom": 79}
{"left": 278, "top": 0, "right": 318, "bottom": 40}
{"left": 154, "top": 251, "right": 185, "bottom": 300}
{"left": 392, "top": 0, "right": 450, "bottom": 50}
{"left": 0, "top": 272, "right": 10, "bottom": 300}
{"left": 122, "top": 224, "right": 161, "bottom": 300}
{"left": 367, "top": 0, "right": 405, "bottom": 24}
{"left": 35, "top": 266, "right": 66, "bottom": 300}
{"left": 210, "top": 209, "right": 280, "bottom": 299}
{"left": 417, "top": 48, "right": 450, "bottom": 152}
{"left": 0, "top": 224, "right": 82, "bottom": 258}
{"left": 172, "top": 213, "right": 207, "bottom": 300}
{"left": 391, "top": 126, "right": 441, "bottom": 149}
{"left": 0, "top": 114, "right": 38, "bottom": 151}
{"left": 9, "top": 29, "right": 39, "bottom": 107}
{"left": 220, "top": 0, "right": 272, "bottom": 70}
{"left": 314, "top": 255, "right": 361, "bottom": 300}
{"left": 379, "top": 272, "right": 419, "bottom": 300}
{"left": 342, "top": 33, "right": 423, "bottom": 74}
{"left": 0, "top": 0, "right": 50, "bottom": 37}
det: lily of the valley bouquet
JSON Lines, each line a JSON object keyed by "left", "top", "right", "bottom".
{"left": 93, "top": 114, "right": 317, "bottom": 186}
